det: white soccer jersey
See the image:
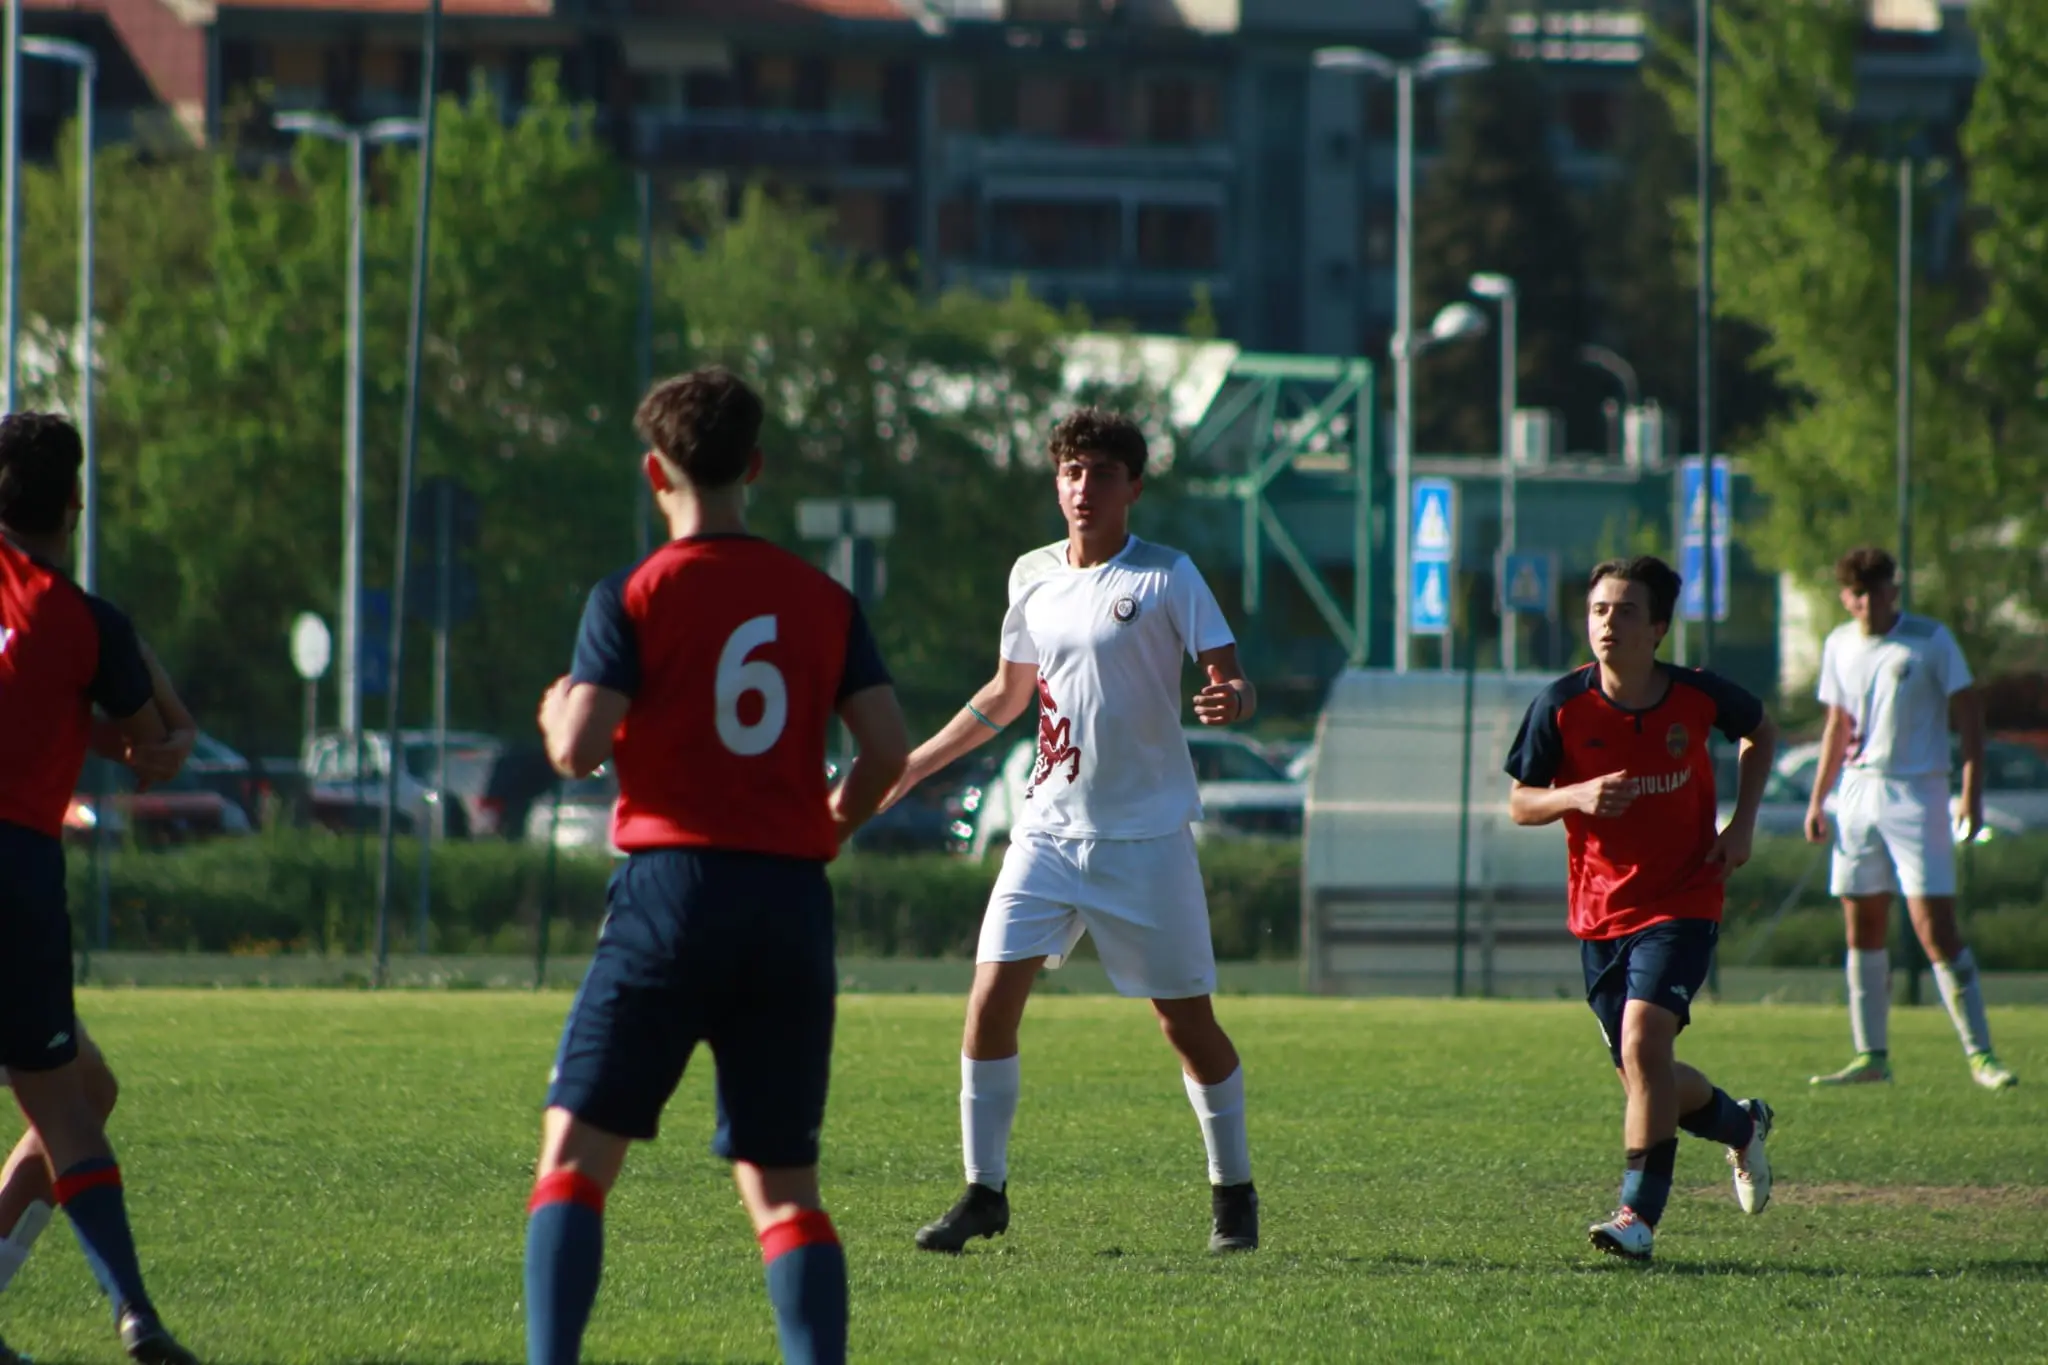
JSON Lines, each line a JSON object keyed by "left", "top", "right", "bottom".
{"left": 999, "top": 536, "right": 1235, "bottom": 840}
{"left": 1817, "top": 613, "right": 1972, "bottom": 778}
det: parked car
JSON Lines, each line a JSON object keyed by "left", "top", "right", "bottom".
{"left": 524, "top": 770, "right": 620, "bottom": 856}
{"left": 65, "top": 755, "right": 253, "bottom": 848}
{"left": 1778, "top": 735, "right": 2048, "bottom": 832}
{"left": 955, "top": 729, "right": 1306, "bottom": 860}
{"left": 301, "top": 729, "right": 503, "bottom": 838}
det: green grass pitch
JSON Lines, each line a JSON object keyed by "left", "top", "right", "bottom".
{"left": 2, "top": 991, "right": 2044, "bottom": 1363}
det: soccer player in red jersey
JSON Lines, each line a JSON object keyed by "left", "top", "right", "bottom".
{"left": 1505, "top": 556, "right": 1779, "bottom": 1263}
{"left": 0, "top": 413, "right": 200, "bottom": 1364}
{"left": 523, "top": 368, "right": 908, "bottom": 1365}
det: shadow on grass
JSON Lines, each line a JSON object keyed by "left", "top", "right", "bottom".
{"left": 1375, "top": 1251, "right": 2048, "bottom": 1281}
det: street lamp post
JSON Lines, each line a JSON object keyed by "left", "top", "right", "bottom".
{"left": 1313, "top": 43, "right": 1491, "bottom": 672}
{"left": 22, "top": 40, "right": 96, "bottom": 585}
{"left": 2, "top": 0, "right": 20, "bottom": 413}
{"left": 1470, "top": 272, "right": 1518, "bottom": 672}
{"left": 274, "top": 113, "right": 423, "bottom": 747}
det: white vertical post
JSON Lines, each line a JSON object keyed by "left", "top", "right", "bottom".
{"left": 1392, "top": 63, "right": 1414, "bottom": 673}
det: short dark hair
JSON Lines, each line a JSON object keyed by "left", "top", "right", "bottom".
{"left": 634, "top": 366, "right": 764, "bottom": 491}
{"left": 1836, "top": 546, "right": 1897, "bottom": 593}
{"left": 1049, "top": 407, "right": 1148, "bottom": 480}
{"left": 0, "top": 412, "right": 83, "bottom": 537}
{"left": 1588, "top": 555, "right": 1682, "bottom": 626}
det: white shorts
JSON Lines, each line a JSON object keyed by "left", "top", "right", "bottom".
{"left": 1830, "top": 771, "right": 1957, "bottom": 898}
{"left": 978, "top": 826, "right": 1217, "bottom": 1000}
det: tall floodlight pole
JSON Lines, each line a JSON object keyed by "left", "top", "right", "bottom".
{"left": 1470, "top": 273, "right": 1518, "bottom": 672}
{"left": 1697, "top": 0, "right": 1716, "bottom": 665}
{"left": 275, "top": 113, "right": 423, "bottom": 748}
{"left": 3, "top": 0, "right": 23, "bottom": 412}
{"left": 1896, "top": 156, "right": 1913, "bottom": 610}
{"left": 1313, "top": 42, "right": 1491, "bottom": 672}
{"left": 375, "top": 0, "right": 444, "bottom": 987}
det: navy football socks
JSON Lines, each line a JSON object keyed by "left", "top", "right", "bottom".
{"left": 525, "top": 1171, "right": 607, "bottom": 1365}
{"left": 760, "top": 1209, "right": 848, "bottom": 1365}
{"left": 54, "top": 1159, "right": 155, "bottom": 1321}
{"left": 1678, "top": 1088, "right": 1756, "bottom": 1149}
{"left": 1619, "top": 1138, "right": 1679, "bottom": 1228}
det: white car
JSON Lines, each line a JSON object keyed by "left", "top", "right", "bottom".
{"left": 523, "top": 771, "right": 623, "bottom": 857}
{"left": 1777, "top": 736, "right": 2048, "bottom": 833}
{"left": 960, "top": 729, "right": 1305, "bottom": 860}
{"left": 302, "top": 728, "right": 501, "bottom": 838}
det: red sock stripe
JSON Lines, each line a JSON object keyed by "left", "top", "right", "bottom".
{"left": 528, "top": 1170, "right": 607, "bottom": 1216}
{"left": 758, "top": 1209, "right": 839, "bottom": 1263}
{"left": 53, "top": 1163, "right": 123, "bottom": 1205}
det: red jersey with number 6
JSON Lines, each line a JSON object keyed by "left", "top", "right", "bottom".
{"left": 570, "top": 534, "right": 891, "bottom": 861}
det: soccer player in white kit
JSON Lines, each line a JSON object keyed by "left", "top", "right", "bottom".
{"left": 1804, "top": 547, "right": 2017, "bottom": 1090}
{"left": 886, "top": 408, "right": 1260, "bottom": 1254}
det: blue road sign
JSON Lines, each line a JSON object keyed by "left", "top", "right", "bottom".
{"left": 1412, "top": 560, "right": 1452, "bottom": 635}
{"left": 1500, "top": 551, "right": 1557, "bottom": 616}
{"left": 1678, "top": 457, "right": 1731, "bottom": 623}
{"left": 360, "top": 589, "right": 392, "bottom": 697}
{"left": 1412, "top": 478, "right": 1455, "bottom": 564}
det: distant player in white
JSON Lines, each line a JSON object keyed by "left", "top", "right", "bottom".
{"left": 885, "top": 408, "right": 1260, "bottom": 1254}
{"left": 1804, "top": 547, "right": 2016, "bottom": 1090}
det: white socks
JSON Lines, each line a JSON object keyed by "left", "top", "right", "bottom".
{"left": 1183, "top": 1066, "right": 1253, "bottom": 1187}
{"left": 1933, "top": 948, "right": 1995, "bottom": 1058}
{"left": 0, "top": 1200, "right": 52, "bottom": 1295}
{"left": 1848, "top": 949, "right": 1890, "bottom": 1055}
{"left": 961, "top": 1053, "right": 1020, "bottom": 1190}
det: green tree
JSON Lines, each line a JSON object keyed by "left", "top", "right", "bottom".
{"left": 1413, "top": 52, "right": 1599, "bottom": 458}
{"left": 1655, "top": 1, "right": 2048, "bottom": 674}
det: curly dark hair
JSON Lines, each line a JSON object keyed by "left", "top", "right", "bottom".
{"left": 0, "top": 412, "right": 83, "bottom": 536}
{"left": 1588, "top": 555, "right": 1682, "bottom": 626}
{"left": 1049, "top": 407, "right": 1148, "bottom": 480}
{"left": 1835, "top": 546, "right": 1897, "bottom": 593}
{"left": 634, "top": 366, "right": 765, "bottom": 491}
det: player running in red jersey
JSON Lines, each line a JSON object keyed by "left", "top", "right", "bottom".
{"left": 0, "top": 413, "right": 200, "bottom": 1365}
{"left": 523, "top": 368, "right": 908, "bottom": 1365}
{"left": 1506, "top": 556, "right": 1778, "bottom": 1263}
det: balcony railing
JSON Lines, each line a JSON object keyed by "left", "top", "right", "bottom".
{"left": 631, "top": 108, "right": 913, "bottom": 169}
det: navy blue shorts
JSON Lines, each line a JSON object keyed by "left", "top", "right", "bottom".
{"left": 0, "top": 822, "right": 80, "bottom": 1074}
{"left": 546, "top": 848, "right": 837, "bottom": 1166}
{"left": 1581, "top": 918, "right": 1719, "bottom": 1069}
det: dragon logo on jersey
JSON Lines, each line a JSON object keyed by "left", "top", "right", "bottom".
{"left": 1892, "top": 657, "right": 1914, "bottom": 683}
{"left": 1111, "top": 594, "right": 1141, "bottom": 625}
{"left": 1665, "top": 723, "right": 1689, "bottom": 759}
{"left": 1031, "top": 677, "right": 1082, "bottom": 790}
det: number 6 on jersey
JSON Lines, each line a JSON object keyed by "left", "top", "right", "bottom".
{"left": 717, "top": 614, "right": 787, "bottom": 756}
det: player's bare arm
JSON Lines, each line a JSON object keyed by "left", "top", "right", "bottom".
{"left": 1803, "top": 704, "right": 1854, "bottom": 843}
{"left": 1707, "top": 713, "right": 1778, "bottom": 874}
{"left": 1951, "top": 685, "right": 1985, "bottom": 839}
{"left": 830, "top": 684, "right": 912, "bottom": 838}
{"left": 889, "top": 658, "right": 1039, "bottom": 806}
{"left": 121, "top": 643, "right": 198, "bottom": 788}
{"left": 1510, "top": 772, "right": 1637, "bottom": 826}
{"left": 540, "top": 677, "right": 630, "bottom": 778}
{"left": 1192, "top": 644, "right": 1255, "bottom": 726}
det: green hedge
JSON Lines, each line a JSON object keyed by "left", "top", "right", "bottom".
{"left": 60, "top": 832, "right": 1299, "bottom": 961}
{"left": 61, "top": 833, "right": 2048, "bottom": 968}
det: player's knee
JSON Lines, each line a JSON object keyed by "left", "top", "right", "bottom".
{"left": 77, "top": 1042, "right": 118, "bottom": 1119}
{"left": 1618, "top": 1017, "right": 1674, "bottom": 1077}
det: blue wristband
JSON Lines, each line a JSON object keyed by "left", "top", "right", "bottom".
{"left": 966, "top": 704, "right": 1002, "bottom": 731}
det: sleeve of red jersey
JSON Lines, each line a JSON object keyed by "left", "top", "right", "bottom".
{"left": 1503, "top": 691, "right": 1564, "bottom": 787}
{"left": 569, "top": 573, "right": 639, "bottom": 697}
{"left": 1695, "top": 670, "right": 1767, "bottom": 742}
{"left": 838, "top": 599, "right": 893, "bottom": 701}
{"left": 1168, "top": 556, "right": 1235, "bottom": 660}
{"left": 84, "top": 596, "right": 155, "bottom": 720}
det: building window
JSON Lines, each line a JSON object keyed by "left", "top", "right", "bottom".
{"left": 977, "top": 73, "right": 1018, "bottom": 135}
{"left": 832, "top": 190, "right": 887, "bottom": 256}
{"left": 1140, "top": 76, "right": 1220, "bottom": 145}
{"left": 1136, "top": 206, "right": 1218, "bottom": 270}
{"left": 1563, "top": 90, "right": 1616, "bottom": 154}
{"left": 632, "top": 70, "right": 686, "bottom": 113}
{"left": 1061, "top": 77, "right": 1113, "bottom": 141}
{"left": 686, "top": 69, "right": 737, "bottom": 111}
{"left": 753, "top": 55, "right": 798, "bottom": 111}
{"left": 830, "top": 59, "right": 884, "bottom": 122}
{"left": 1361, "top": 201, "right": 1393, "bottom": 268}
{"left": 989, "top": 200, "right": 1121, "bottom": 269}
{"left": 1363, "top": 82, "right": 1395, "bottom": 140}
{"left": 1018, "top": 74, "right": 1063, "bottom": 137}
{"left": 937, "top": 197, "right": 977, "bottom": 260}
{"left": 937, "top": 72, "right": 976, "bottom": 132}
{"left": 266, "top": 42, "right": 326, "bottom": 101}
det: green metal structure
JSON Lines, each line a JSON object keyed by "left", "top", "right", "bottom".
{"left": 1179, "top": 353, "right": 1378, "bottom": 667}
